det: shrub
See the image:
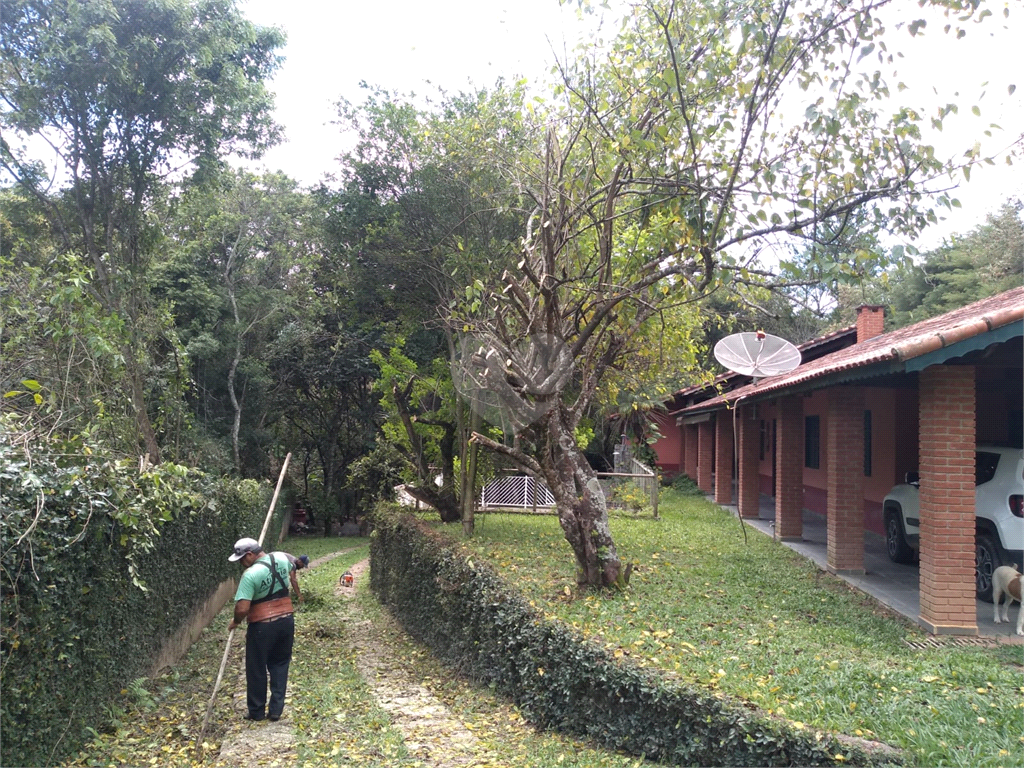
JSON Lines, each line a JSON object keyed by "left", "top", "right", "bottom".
{"left": 346, "top": 441, "right": 403, "bottom": 514}
{"left": 670, "top": 474, "right": 705, "bottom": 496}
{"left": 609, "top": 480, "right": 653, "bottom": 516}
{"left": 368, "top": 503, "right": 902, "bottom": 767}
{"left": 0, "top": 428, "right": 279, "bottom": 767}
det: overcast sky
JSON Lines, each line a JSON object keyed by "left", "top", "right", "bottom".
{"left": 239, "top": 0, "right": 1023, "bottom": 249}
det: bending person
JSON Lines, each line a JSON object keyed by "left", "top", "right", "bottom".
{"left": 227, "top": 537, "right": 297, "bottom": 722}
{"left": 282, "top": 552, "right": 310, "bottom": 603}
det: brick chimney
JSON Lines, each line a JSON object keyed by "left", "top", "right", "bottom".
{"left": 856, "top": 305, "right": 885, "bottom": 343}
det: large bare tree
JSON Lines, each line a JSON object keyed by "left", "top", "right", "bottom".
{"left": 460, "top": 0, "right": 1010, "bottom": 587}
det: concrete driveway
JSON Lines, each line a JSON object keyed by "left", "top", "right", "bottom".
{"left": 713, "top": 492, "right": 1023, "bottom": 643}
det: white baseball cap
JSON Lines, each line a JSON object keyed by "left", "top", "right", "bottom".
{"left": 229, "top": 537, "right": 262, "bottom": 561}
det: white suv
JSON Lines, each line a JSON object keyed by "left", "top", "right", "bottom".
{"left": 882, "top": 446, "right": 1024, "bottom": 601}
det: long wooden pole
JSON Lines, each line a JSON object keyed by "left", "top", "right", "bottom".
{"left": 195, "top": 453, "right": 292, "bottom": 756}
{"left": 257, "top": 453, "right": 292, "bottom": 548}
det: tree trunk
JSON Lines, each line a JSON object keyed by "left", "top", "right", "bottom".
{"left": 544, "top": 412, "right": 623, "bottom": 588}
{"left": 469, "top": 415, "right": 626, "bottom": 588}
{"left": 436, "top": 422, "right": 460, "bottom": 523}
{"left": 462, "top": 408, "right": 482, "bottom": 535}
{"left": 447, "top": 330, "right": 475, "bottom": 535}
{"left": 227, "top": 350, "right": 242, "bottom": 473}
{"left": 401, "top": 484, "right": 461, "bottom": 523}
{"left": 125, "top": 349, "right": 161, "bottom": 464}
{"left": 225, "top": 240, "right": 244, "bottom": 473}
{"left": 392, "top": 379, "right": 463, "bottom": 524}
{"left": 319, "top": 441, "right": 337, "bottom": 537}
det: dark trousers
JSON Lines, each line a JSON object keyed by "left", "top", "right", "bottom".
{"left": 245, "top": 614, "right": 294, "bottom": 719}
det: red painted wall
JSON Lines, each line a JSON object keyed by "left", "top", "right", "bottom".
{"left": 659, "top": 368, "right": 1015, "bottom": 540}
{"left": 791, "top": 388, "right": 898, "bottom": 535}
{"left": 648, "top": 411, "right": 682, "bottom": 474}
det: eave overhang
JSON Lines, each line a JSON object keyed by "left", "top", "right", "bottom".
{"left": 674, "top": 292, "right": 1023, "bottom": 423}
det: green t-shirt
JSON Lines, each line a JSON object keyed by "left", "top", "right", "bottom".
{"left": 234, "top": 552, "right": 294, "bottom": 602}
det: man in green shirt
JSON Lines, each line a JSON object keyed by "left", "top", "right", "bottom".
{"left": 227, "top": 537, "right": 297, "bottom": 722}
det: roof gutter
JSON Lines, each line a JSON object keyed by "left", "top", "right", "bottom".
{"left": 891, "top": 305, "right": 1024, "bottom": 362}
{"left": 676, "top": 302, "right": 1023, "bottom": 421}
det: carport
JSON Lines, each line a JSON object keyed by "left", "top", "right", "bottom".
{"left": 674, "top": 288, "right": 1024, "bottom": 635}
{"left": 714, "top": 493, "right": 1023, "bottom": 641}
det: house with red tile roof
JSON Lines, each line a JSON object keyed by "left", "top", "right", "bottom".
{"left": 649, "top": 324, "right": 861, "bottom": 477}
{"left": 654, "top": 286, "right": 1023, "bottom": 635}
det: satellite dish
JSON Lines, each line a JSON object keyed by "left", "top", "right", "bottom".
{"left": 714, "top": 331, "right": 801, "bottom": 379}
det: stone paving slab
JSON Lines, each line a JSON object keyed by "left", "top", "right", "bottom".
{"left": 336, "top": 559, "right": 481, "bottom": 767}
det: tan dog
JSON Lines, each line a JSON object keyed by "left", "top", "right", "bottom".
{"left": 992, "top": 565, "right": 1023, "bottom": 635}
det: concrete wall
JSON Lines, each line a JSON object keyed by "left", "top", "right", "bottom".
{"left": 147, "top": 515, "right": 290, "bottom": 676}
{"left": 148, "top": 578, "right": 237, "bottom": 676}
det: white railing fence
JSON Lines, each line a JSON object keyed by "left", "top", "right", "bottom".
{"left": 479, "top": 473, "right": 555, "bottom": 511}
{"left": 479, "top": 460, "right": 659, "bottom": 518}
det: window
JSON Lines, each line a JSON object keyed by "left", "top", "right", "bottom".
{"left": 863, "top": 410, "right": 872, "bottom": 477}
{"left": 976, "top": 452, "right": 1000, "bottom": 486}
{"left": 804, "top": 415, "right": 820, "bottom": 469}
{"left": 759, "top": 419, "right": 766, "bottom": 460}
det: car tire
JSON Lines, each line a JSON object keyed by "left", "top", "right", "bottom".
{"left": 975, "top": 534, "right": 1003, "bottom": 602}
{"left": 885, "top": 510, "right": 916, "bottom": 564}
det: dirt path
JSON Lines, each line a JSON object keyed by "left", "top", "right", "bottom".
{"left": 205, "top": 641, "right": 300, "bottom": 768}
{"left": 307, "top": 546, "right": 361, "bottom": 570}
{"left": 335, "top": 559, "right": 480, "bottom": 767}
{"left": 215, "top": 553, "right": 478, "bottom": 767}
{"left": 216, "top": 719, "right": 297, "bottom": 767}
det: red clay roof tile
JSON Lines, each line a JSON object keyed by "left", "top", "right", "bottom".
{"left": 678, "top": 286, "right": 1024, "bottom": 415}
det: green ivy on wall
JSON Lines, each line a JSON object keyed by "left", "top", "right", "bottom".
{"left": 0, "top": 427, "right": 281, "bottom": 767}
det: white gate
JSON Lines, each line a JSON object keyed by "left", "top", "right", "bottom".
{"left": 479, "top": 461, "right": 658, "bottom": 517}
{"left": 479, "top": 474, "right": 555, "bottom": 510}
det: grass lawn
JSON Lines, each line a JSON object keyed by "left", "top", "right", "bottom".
{"left": 459, "top": 489, "right": 1024, "bottom": 768}
{"left": 280, "top": 532, "right": 367, "bottom": 561}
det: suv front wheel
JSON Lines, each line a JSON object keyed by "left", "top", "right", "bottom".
{"left": 975, "top": 534, "right": 1003, "bottom": 602}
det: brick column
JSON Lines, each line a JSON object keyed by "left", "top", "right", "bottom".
{"left": 714, "top": 411, "right": 734, "bottom": 504}
{"left": 737, "top": 405, "right": 760, "bottom": 518}
{"left": 827, "top": 387, "right": 865, "bottom": 574}
{"left": 697, "top": 420, "right": 714, "bottom": 493}
{"left": 684, "top": 424, "right": 698, "bottom": 480}
{"left": 677, "top": 420, "right": 687, "bottom": 480}
{"left": 774, "top": 395, "right": 804, "bottom": 540}
{"left": 918, "top": 366, "right": 977, "bottom": 635}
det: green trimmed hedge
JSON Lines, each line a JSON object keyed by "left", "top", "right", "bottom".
{"left": 0, "top": 432, "right": 282, "bottom": 767}
{"left": 369, "top": 504, "right": 903, "bottom": 767}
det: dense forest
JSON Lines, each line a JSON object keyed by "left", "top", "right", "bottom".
{"left": 2, "top": 0, "right": 1022, "bottom": 563}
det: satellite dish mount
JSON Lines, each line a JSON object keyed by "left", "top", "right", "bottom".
{"left": 712, "top": 330, "right": 801, "bottom": 545}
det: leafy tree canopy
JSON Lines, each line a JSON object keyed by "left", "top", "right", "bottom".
{"left": 885, "top": 199, "right": 1024, "bottom": 325}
